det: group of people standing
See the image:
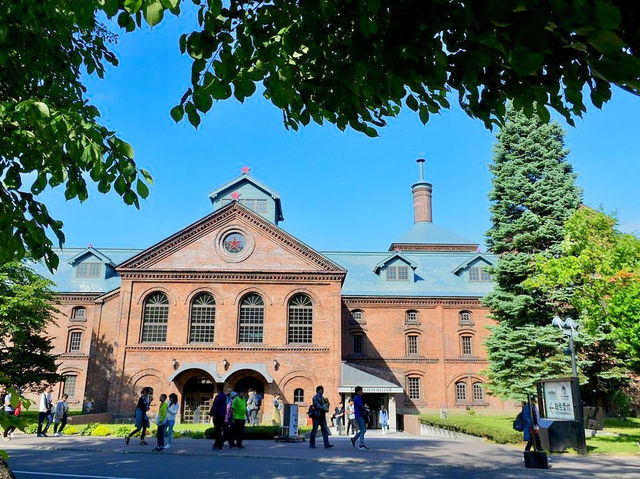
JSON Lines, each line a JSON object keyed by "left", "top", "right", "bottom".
{"left": 124, "top": 387, "right": 179, "bottom": 451}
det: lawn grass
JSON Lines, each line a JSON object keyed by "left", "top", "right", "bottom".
{"left": 420, "top": 413, "right": 640, "bottom": 454}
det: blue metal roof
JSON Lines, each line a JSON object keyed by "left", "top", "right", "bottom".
{"left": 29, "top": 248, "right": 141, "bottom": 293}
{"left": 323, "top": 251, "right": 496, "bottom": 297}
{"left": 391, "top": 221, "right": 478, "bottom": 246}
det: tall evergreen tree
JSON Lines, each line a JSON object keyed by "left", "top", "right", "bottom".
{"left": 483, "top": 106, "right": 582, "bottom": 399}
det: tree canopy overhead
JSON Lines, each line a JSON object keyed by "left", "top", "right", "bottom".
{"left": 110, "top": 0, "right": 640, "bottom": 135}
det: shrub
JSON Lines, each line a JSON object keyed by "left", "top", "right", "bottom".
{"left": 25, "top": 423, "right": 38, "bottom": 434}
{"left": 113, "top": 425, "right": 131, "bottom": 437}
{"left": 612, "top": 391, "right": 631, "bottom": 420}
{"left": 80, "top": 423, "right": 99, "bottom": 436}
{"left": 63, "top": 425, "right": 79, "bottom": 435}
{"left": 204, "top": 425, "right": 281, "bottom": 440}
{"left": 190, "top": 431, "right": 204, "bottom": 439}
{"left": 419, "top": 415, "right": 522, "bottom": 444}
{"left": 91, "top": 425, "right": 112, "bottom": 437}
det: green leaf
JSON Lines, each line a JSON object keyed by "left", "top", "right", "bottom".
{"left": 193, "top": 87, "right": 213, "bottom": 112}
{"left": 33, "top": 102, "right": 50, "bottom": 117}
{"left": 114, "top": 176, "right": 126, "bottom": 195}
{"left": 140, "top": 169, "right": 153, "bottom": 185}
{"left": 170, "top": 105, "right": 184, "bottom": 122}
{"left": 509, "top": 47, "right": 544, "bottom": 75}
{"left": 406, "top": 94, "right": 419, "bottom": 111}
{"left": 185, "top": 102, "right": 201, "bottom": 128}
{"left": 209, "top": 80, "right": 232, "bottom": 100}
{"left": 144, "top": 1, "right": 165, "bottom": 27}
{"left": 124, "top": 0, "right": 143, "bottom": 13}
{"left": 418, "top": 105, "right": 430, "bottom": 124}
{"left": 587, "top": 30, "right": 625, "bottom": 54}
{"left": 136, "top": 179, "right": 150, "bottom": 198}
{"left": 593, "top": 1, "right": 622, "bottom": 29}
{"left": 116, "top": 139, "right": 134, "bottom": 159}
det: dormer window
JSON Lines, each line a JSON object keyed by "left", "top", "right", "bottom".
{"left": 76, "top": 262, "right": 102, "bottom": 278}
{"left": 222, "top": 198, "right": 268, "bottom": 214}
{"left": 386, "top": 265, "right": 409, "bottom": 281}
{"left": 469, "top": 266, "right": 492, "bottom": 282}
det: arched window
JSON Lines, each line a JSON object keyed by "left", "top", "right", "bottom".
{"left": 190, "top": 293, "right": 216, "bottom": 343}
{"left": 407, "top": 334, "right": 419, "bottom": 355}
{"left": 141, "top": 292, "right": 169, "bottom": 342}
{"left": 238, "top": 293, "right": 264, "bottom": 343}
{"left": 455, "top": 381, "right": 467, "bottom": 402}
{"left": 461, "top": 335, "right": 473, "bottom": 356}
{"left": 68, "top": 331, "right": 82, "bottom": 352}
{"left": 459, "top": 310, "right": 472, "bottom": 324}
{"left": 71, "top": 307, "right": 86, "bottom": 321}
{"left": 473, "top": 382, "right": 484, "bottom": 402}
{"left": 293, "top": 388, "right": 304, "bottom": 403}
{"left": 288, "top": 294, "right": 313, "bottom": 343}
{"left": 405, "top": 310, "right": 419, "bottom": 323}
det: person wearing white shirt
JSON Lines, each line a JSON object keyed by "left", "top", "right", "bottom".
{"left": 164, "top": 393, "right": 179, "bottom": 449}
{"left": 37, "top": 385, "right": 54, "bottom": 437}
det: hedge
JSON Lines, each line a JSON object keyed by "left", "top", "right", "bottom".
{"left": 419, "top": 415, "right": 523, "bottom": 444}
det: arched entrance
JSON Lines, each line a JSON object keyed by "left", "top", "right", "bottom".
{"left": 174, "top": 370, "right": 215, "bottom": 424}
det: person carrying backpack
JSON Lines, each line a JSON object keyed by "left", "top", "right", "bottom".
{"left": 308, "top": 385, "right": 333, "bottom": 449}
{"left": 520, "top": 397, "right": 540, "bottom": 451}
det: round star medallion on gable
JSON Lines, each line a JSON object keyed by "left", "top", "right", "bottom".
{"left": 216, "top": 226, "right": 255, "bottom": 263}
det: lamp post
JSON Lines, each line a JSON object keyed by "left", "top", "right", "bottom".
{"left": 551, "top": 315, "right": 587, "bottom": 455}
{"left": 551, "top": 316, "right": 579, "bottom": 377}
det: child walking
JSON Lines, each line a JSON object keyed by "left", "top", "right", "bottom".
{"left": 153, "top": 394, "right": 168, "bottom": 452}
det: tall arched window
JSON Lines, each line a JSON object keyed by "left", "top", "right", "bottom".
{"left": 473, "top": 382, "right": 484, "bottom": 402}
{"left": 293, "top": 388, "right": 304, "bottom": 403}
{"left": 238, "top": 293, "right": 264, "bottom": 343}
{"left": 141, "top": 292, "right": 169, "bottom": 342}
{"left": 288, "top": 294, "right": 313, "bottom": 343}
{"left": 455, "top": 381, "right": 467, "bottom": 402}
{"left": 190, "top": 293, "right": 216, "bottom": 343}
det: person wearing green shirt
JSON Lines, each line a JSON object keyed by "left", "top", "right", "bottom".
{"left": 153, "top": 394, "right": 168, "bottom": 452}
{"left": 231, "top": 389, "right": 247, "bottom": 448}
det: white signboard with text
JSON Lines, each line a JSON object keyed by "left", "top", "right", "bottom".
{"left": 286, "top": 404, "right": 299, "bottom": 437}
{"left": 543, "top": 380, "right": 575, "bottom": 420}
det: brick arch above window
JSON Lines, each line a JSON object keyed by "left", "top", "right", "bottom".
{"left": 135, "top": 286, "right": 176, "bottom": 305}
{"left": 281, "top": 288, "right": 321, "bottom": 307}
{"left": 232, "top": 286, "right": 273, "bottom": 306}
{"left": 183, "top": 287, "right": 224, "bottom": 305}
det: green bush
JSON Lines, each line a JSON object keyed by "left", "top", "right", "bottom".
{"left": 419, "top": 415, "right": 523, "bottom": 444}
{"left": 63, "top": 425, "right": 79, "bottom": 435}
{"left": 612, "top": 391, "right": 631, "bottom": 420}
{"left": 190, "top": 431, "right": 204, "bottom": 439}
{"left": 80, "top": 423, "right": 99, "bottom": 436}
{"left": 91, "top": 425, "right": 112, "bottom": 436}
{"left": 25, "top": 423, "right": 38, "bottom": 434}
{"left": 113, "top": 425, "right": 131, "bottom": 437}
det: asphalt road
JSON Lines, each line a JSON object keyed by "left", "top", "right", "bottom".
{"left": 4, "top": 433, "right": 640, "bottom": 478}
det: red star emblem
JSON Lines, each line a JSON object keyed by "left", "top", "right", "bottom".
{"left": 227, "top": 237, "right": 242, "bottom": 251}
{"left": 230, "top": 192, "right": 241, "bottom": 201}
{"left": 241, "top": 166, "right": 251, "bottom": 174}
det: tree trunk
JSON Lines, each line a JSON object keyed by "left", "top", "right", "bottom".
{"left": 0, "top": 457, "right": 16, "bottom": 479}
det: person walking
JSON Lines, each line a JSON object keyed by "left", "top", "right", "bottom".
{"left": 346, "top": 399, "right": 357, "bottom": 435}
{"left": 232, "top": 389, "right": 247, "bottom": 449}
{"left": 53, "top": 394, "right": 69, "bottom": 437}
{"left": 333, "top": 403, "right": 345, "bottom": 436}
{"left": 351, "top": 386, "right": 368, "bottom": 450}
{"left": 210, "top": 384, "right": 227, "bottom": 451}
{"left": 522, "top": 397, "right": 540, "bottom": 452}
{"left": 379, "top": 405, "right": 389, "bottom": 434}
{"left": 125, "top": 387, "right": 153, "bottom": 446}
{"left": 153, "top": 394, "right": 168, "bottom": 452}
{"left": 225, "top": 392, "right": 236, "bottom": 448}
{"left": 164, "top": 393, "right": 179, "bottom": 449}
{"left": 37, "top": 385, "right": 53, "bottom": 437}
{"left": 272, "top": 394, "right": 283, "bottom": 426}
{"left": 2, "top": 388, "right": 15, "bottom": 440}
{"left": 309, "top": 385, "right": 333, "bottom": 449}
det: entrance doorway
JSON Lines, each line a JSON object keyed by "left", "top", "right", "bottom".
{"left": 182, "top": 375, "right": 214, "bottom": 424}
{"left": 232, "top": 376, "right": 264, "bottom": 395}
{"left": 341, "top": 393, "right": 388, "bottom": 429}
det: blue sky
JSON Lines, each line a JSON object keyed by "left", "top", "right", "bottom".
{"left": 40, "top": 12, "right": 640, "bottom": 254}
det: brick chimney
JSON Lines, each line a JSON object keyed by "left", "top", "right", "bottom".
{"left": 412, "top": 158, "right": 432, "bottom": 223}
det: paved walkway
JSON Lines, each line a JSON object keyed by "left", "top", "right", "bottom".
{"left": 4, "top": 432, "right": 640, "bottom": 478}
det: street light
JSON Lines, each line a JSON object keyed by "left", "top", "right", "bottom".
{"left": 551, "top": 315, "right": 579, "bottom": 377}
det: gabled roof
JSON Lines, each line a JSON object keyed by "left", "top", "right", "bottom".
{"left": 67, "top": 247, "right": 116, "bottom": 267}
{"left": 208, "top": 173, "right": 284, "bottom": 223}
{"left": 391, "top": 222, "right": 478, "bottom": 247}
{"left": 372, "top": 252, "right": 418, "bottom": 274}
{"left": 452, "top": 254, "right": 494, "bottom": 274}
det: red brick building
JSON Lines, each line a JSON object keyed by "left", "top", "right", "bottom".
{"left": 35, "top": 160, "right": 514, "bottom": 429}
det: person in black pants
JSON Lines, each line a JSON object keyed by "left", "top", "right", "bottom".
{"left": 37, "top": 385, "right": 53, "bottom": 437}
{"left": 209, "top": 384, "right": 227, "bottom": 451}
